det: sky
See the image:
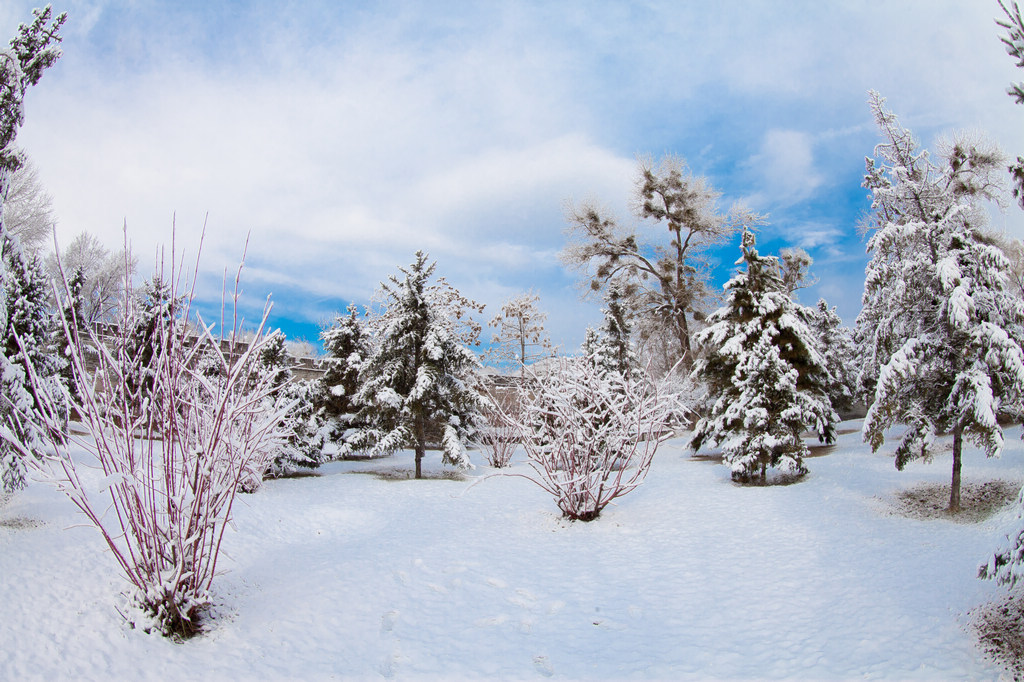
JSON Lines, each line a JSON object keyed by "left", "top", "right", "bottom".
{"left": 2, "top": 0, "right": 1023, "bottom": 358}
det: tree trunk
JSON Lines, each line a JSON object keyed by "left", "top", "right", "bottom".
{"left": 677, "top": 311, "right": 691, "bottom": 368}
{"left": 949, "top": 426, "right": 962, "bottom": 513}
{"left": 414, "top": 413, "right": 426, "bottom": 480}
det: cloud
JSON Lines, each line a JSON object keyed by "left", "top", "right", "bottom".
{"left": 742, "top": 129, "right": 824, "bottom": 209}
{"left": 4, "top": 0, "right": 1023, "bottom": 352}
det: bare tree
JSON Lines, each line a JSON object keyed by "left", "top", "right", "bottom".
{"left": 779, "top": 246, "right": 817, "bottom": 295}
{"left": 47, "top": 231, "right": 135, "bottom": 326}
{"left": 562, "top": 155, "right": 761, "bottom": 368}
{"left": 487, "top": 291, "right": 553, "bottom": 376}
{"left": 3, "top": 154, "right": 54, "bottom": 253}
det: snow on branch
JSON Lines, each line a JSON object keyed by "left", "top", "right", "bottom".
{"left": 502, "top": 357, "right": 680, "bottom": 521}
{"left": 3, "top": 229, "right": 291, "bottom": 638}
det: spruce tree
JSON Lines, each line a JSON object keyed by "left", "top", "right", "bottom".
{"left": 689, "top": 229, "right": 837, "bottom": 482}
{"left": 354, "top": 251, "right": 485, "bottom": 478}
{"left": 1, "top": 234, "right": 66, "bottom": 492}
{"left": 804, "top": 299, "right": 857, "bottom": 415}
{"left": 318, "top": 303, "right": 368, "bottom": 443}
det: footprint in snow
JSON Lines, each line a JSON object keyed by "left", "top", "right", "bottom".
{"left": 380, "top": 610, "right": 398, "bottom": 634}
{"left": 533, "top": 655, "right": 554, "bottom": 677}
{"left": 473, "top": 614, "right": 508, "bottom": 627}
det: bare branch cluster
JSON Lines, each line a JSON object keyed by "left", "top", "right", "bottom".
{"left": 4, "top": 233, "right": 291, "bottom": 638}
{"left": 505, "top": 358, "right": 678, "bottom": 521}
{"left": 486, "top": 290, "right": 553, "bottom": 375}
{"left": 562, "top": 156, "right": 762, "bottom": 368}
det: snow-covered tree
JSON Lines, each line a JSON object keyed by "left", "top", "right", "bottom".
{"left": 0, "top": 6, "right": 65, "bottom": 192}
{"left": 858, "top": 92, "right": 1024, "bottom": 512}
{"left": 998, "top": 0, "right": 1024, "bottom": 208}
{"left": 591, "top": 286, "right": 639, "bottom": 378}
{"left": 47, "top": 231, "right": 135, "bottom": 326}
{"left": 3, "top": 154, "right": 54, "bottom": 254}
{"left": 1, "top": 234, "right": 66, "bottom": 492}
{"left": 563, "top": 155, "right": 763, "bottom": 368}
{"left": 804, "top": 299, "right": 857, "bottom": 415}
{"left": 317, "top": 303, "right": 368, "bottom": 445}
{"left": 487, "top": 291, "right": 553, "bottom": 376}
{"left": 0, "top": 6, "right": 65, "bottom": 494}
{"left": 353, "top": 251, "right": 486, "bottom": 479}
{"left": 122, "top": 275, "right": 177, "bottom": 418}
{"left": 579, "top": 325, "right": 600, "bottom": 357}
{"left": 690, "top": 229, "right": 837, "bottom": 482}
{"left": 779, "top": 246, "right": 817, "bottom": 295}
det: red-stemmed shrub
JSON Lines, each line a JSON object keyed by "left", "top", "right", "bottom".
{"left": 5, "top": 235, "right": 291, "bottom": 638}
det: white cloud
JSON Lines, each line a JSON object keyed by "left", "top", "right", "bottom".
{"left": 742, "top": 129, "right": 824, "bottom": 208}
{"left": 4, "top": 0, "right": 1023, "bottom": 351}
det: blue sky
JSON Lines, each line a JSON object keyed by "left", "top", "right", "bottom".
{"left": 3, "top": 0, "right": 1023, "bottom": 356}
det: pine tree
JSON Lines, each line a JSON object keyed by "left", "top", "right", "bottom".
{"left": 354, "top": 251, "right": 485, "bottom": 479}
{"left": 122, "top": 276, "right": 176, "bottom": 418}
{"left": 689, "top": 229, "right": 837, "bottom": 482}
{"left": 579, "top": 326, "right": 600, "bottom": 357}
{"left": 318, "top": 303, "right": 368, "bottom": 443}
{"left": 0, "top": 6, "right": 65, "bottom": 494}
{"left": 256, "top": 330, "right": 291, "bottom": 390}
{"left": 804, "top": 299, "right": 857, "bottom": 415}
{"left": 859, "top": 93, "right": 1024, "bottom": 512}
{"left": 245, "top": 331, "right": 325, "bottom": 482}
{"left": 1, "top": 234, "right": 66, "bottom": 491}
{"left": 591, "top": 287, "right": 639, "bottom": 378}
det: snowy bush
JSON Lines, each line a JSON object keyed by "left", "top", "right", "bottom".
{"left": 508, "top": 357, "right": 677, "bottom": 522}
{"left": 2, "top": 237, "right": 291, "bottom": 638}
{"left": 475, "top": 385, "right": 520, "bottom": 468}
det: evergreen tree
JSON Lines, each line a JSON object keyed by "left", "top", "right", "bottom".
{"left": 998, "top": 0, "right": 1024, "bottom": 208}
{"left": 353, "top": 251, "right": 485, "bottom": 479}
{"left": 256, "top": 330, "right": 291, "bottom": 390}
{"left": 122, "top": 275, "right": 177, "bottom": 419}
{"left": 0, "top": 6, "right": 65, "bottom": 494}
{"left": 858, "top": 92, "right": 1024, "bottom": 512}
{"left": 318, "top": 303, "right": 368, "bottom": 444}
{"left": 562, "top": 156, "right": 763, "bottom": 368}
{"left": 804, "top": 299, "right": 857, "bottom": 415}
{"left": 591, "top": 286, "right": 639, "bottom": 378}
{"left": 1, "top": 234, "right": 66, "bottom": 492}
{"left": 579, "top": 326, "right": 600, "bottom": 358}
{"left": 689, "top": 229, "right": 837, "bottom": 482}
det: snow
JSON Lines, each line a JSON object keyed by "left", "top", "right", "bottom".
{"left": 2, "top": 420, "right": 1022, "bottom": 679}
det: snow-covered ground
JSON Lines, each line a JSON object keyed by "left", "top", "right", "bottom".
{"left": 2, "top": 420, "right": 1023, "bottom": 680}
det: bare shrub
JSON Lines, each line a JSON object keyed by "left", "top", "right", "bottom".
{"left": 475, "top": 385, "right": 520, "bottom": 468}
{"left": 3, "top": 233, "right": 290, "bottom": 638}
{"left": 507, "top": 358, "right": 678, "bottom": 521}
